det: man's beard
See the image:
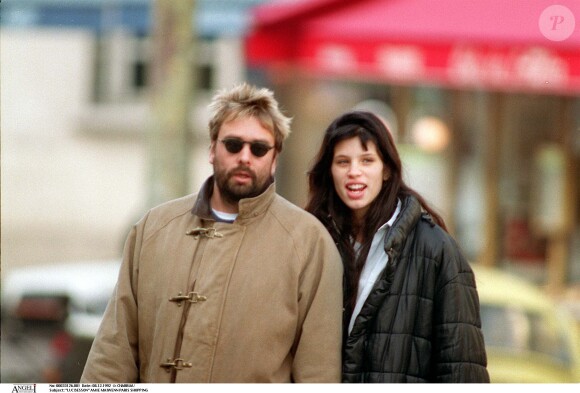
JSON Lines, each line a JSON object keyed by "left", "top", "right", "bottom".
{"left": 214, "top": 164, "right": 274, "bottom": 206}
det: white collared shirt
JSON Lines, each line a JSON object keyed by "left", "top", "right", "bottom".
{"left": 348, "top": 199, "right": 402, "bottom": 335}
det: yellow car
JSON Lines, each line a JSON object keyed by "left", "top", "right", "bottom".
{"left": 472, "top": 264, "right": 580, "bottom": 383}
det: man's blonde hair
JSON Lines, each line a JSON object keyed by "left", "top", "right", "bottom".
{"left": 208, "top": 83, "right": 292, "bottom": 152}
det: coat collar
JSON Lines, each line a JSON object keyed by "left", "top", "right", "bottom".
{"left": 191, "top": 176, "right": 276, "bottom": 222}
{"left": 382, "top": 195, "right": 422, "bottom": 255}
{"left": 346, "top": 194, "right": 423, "bottom": 341}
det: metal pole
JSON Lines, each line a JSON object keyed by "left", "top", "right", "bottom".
{"left": 546, "top": 96, "right": 576, "bottom": 293}
{"left": 481, "top": 92, "right": 502, "bottom": 267}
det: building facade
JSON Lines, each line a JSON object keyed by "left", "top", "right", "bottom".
{"left": 1, "top": 0, "right": 268, "bottom": 270}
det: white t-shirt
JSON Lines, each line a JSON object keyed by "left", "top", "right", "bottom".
{"left": 212, "top": 208, "right": 238, "bottom": 223}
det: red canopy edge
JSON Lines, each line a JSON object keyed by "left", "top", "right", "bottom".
{"left": 246, "top": 0, "right": 580, "bottom": 95}
{"left": 251, "top": 0, "right": 361, "bottom": 27}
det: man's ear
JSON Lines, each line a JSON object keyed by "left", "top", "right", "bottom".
{"left": 209, "top": 141, "right": 216, "bottom": 165}
{"left": 270, "top": 152, "right": 278, "bottom": 177}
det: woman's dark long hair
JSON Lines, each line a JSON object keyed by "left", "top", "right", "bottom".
{"left": 305, "top": 110, "right": 447, "bottom": 320}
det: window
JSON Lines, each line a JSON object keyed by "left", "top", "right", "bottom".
{"left": 481, "top": 304, "right": 571, "bottom": 366}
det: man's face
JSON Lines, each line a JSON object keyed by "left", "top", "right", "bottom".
{"left": 209, "top": 116, "right": 278, "bottom": 213}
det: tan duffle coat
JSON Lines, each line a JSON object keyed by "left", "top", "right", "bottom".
{"left": 81, "top": 179, "right": 343, "bottom": 383}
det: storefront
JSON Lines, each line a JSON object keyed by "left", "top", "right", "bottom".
{"left": 245, "top": 0, "right": 580, "bottom": 295}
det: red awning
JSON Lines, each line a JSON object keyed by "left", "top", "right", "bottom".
{"left": 246, "top": 0, "right": 580, "bottom": 95}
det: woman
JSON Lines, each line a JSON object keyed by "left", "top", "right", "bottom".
{"left": 306, "top": 110, "right": 489, "bottom": 383}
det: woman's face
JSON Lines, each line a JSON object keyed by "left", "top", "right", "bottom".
{"left": 331, "top": 137, "right": 388, "bottom": 222}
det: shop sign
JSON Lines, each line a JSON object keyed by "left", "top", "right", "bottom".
{"left": 448, "top": 46, "right": 569, "bottom": 92}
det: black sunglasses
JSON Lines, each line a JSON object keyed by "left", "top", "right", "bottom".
{"left": 219, "top": 138, "right": 274, "bottom": 158}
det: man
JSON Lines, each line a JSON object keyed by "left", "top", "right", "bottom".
{"left": 81, "top": 83, "right": 343, "bottom": 383}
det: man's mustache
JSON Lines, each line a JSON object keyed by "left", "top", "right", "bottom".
{"left": 228, "top": 166, "right": 256, "bottom": 180}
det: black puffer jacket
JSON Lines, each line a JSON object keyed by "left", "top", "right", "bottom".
{"left": 343, "top": 195, "right": 489, "bottom": 383}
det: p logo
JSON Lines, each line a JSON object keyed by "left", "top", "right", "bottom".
{"left": 539, "top": 5, "right": 575, "bottom": 41}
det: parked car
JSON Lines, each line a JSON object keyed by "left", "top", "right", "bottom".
{"left": 4, "top": 259, "right": 577, "bottom": 383}
{"left": 473, "top": 263, "right": 580, "bottom": 383}
{"left": 1, "top": 260, "right": 120, "bottom": 382}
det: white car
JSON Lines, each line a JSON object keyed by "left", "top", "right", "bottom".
{"left": 1, "top": 260, "right": 120, "bottom": 382}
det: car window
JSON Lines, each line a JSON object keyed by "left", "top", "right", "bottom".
{"left": 14, "top": 294, "right": 69, "bottom": 323}
{"left": 481, "top": 304, "right": 571, "bottom": 366}
{"left": 528, "top": 312, "right": 571, "bottom": 365}
{"left": 69, "top": 298, "right": 109, "bottom": 316}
